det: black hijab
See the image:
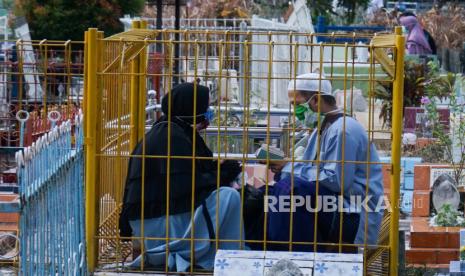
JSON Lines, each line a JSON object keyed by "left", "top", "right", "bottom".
{"left": 161, "top": 82, "right": 210, "bottom": 124}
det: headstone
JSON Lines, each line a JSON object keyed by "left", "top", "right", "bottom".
{"left": 334, "top": 87, "right": 368, "bottom": 112}
{"left": 213, "top": 250, "right": 363, "bottom": 276}
{"left": 431, "top": 173, "right": 460, "bottom": 213}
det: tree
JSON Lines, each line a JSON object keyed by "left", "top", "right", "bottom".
{"left": 307, "top": 0, "right": 370, "bottom": 25}
{"left": 14, "top": 0, "right": 144, "bottom": 41}
{"left": 187, "top": 0, "right": 256, "bottom": 19}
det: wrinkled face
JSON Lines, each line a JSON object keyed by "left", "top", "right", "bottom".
{"left": 287, "top": 90, "right": 309, "bottom": 106}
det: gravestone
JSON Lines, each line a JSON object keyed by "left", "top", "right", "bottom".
{"left": 431, "top": 173, "right": 460, "bottom": 213}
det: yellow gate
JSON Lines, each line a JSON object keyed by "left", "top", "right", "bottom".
{"left": 84, "top": 23, "right": 404, "bottom": 275}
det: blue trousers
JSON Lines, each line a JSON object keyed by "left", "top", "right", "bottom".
{"left": 129, "top": 187, "right": 243, "bottom": 271}
{"left": 266, "top": 176, "right": 359, "bottom": 252}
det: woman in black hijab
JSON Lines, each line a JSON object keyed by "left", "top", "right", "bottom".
{"left": 119, "top": 83, "right": 243, "bottom": 272}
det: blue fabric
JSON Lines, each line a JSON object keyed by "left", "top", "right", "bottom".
{"left": 129, "top": 187, "right": 243, "bottom": 272}
{"left": 281, "top": 116, "right": 384, "bottom": 245}
{"left": 267, "top": 177, "right": 359, "bottom": 252}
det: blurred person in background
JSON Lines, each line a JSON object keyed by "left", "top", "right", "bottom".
{"left": 399, "top": 14, "right": 434, "bottom": 55}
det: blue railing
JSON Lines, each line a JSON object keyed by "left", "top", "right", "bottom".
{"left": 314, "top": 16, "right": 390, "bottom": 43}
{"left": 16, "top": 113, "right": 85, "bottom": 275}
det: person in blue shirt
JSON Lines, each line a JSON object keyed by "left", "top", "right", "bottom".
{"left": 266, "top": 73, "right": 384, "bottom": 251}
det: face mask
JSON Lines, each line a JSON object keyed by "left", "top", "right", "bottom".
{"left": 295, "top": 104, "right": 308, "bottom": 121}
{"left": 195, "top": 107, "right": 214, "bottom": 131}
{"left": 295, "top": 94, "right": 317, "bottom": 121}
{"left": 203, "top": 107, "right": 214, "bottom": 122}
{"left": 176, "top": 107, "right": 214, "bottom": 130}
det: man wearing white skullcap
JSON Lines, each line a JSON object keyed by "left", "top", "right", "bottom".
{"left": 266, "top": 73, "right": 384, "bottom": 250}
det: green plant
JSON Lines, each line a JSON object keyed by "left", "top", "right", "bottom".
{"left": 375, "top": 60, "right": 428, "bottom": 127}
{"left": 307, "top": 0, "right": 370, "bottom": 25}
{"left": 403, "top": 142, "right": 445, "bottom": 163}
{"left": 15, "top": 0, "right": 144, "bottom": 41}
{"left": 434, "top": 203, "right": 465, "bottom": 227}
{"left": 419, "top": 5, "right": 465, "bottom": 50}
{"left": 402, "top": 265, "right": 437, "bottom": 276}
{"left": 424, "top": 61, "right": 465, "bottom": 185}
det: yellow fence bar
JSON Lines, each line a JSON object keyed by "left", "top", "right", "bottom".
{"left": 129, "top": 20, "right": 141, "bottom": 150}
{"left": 389, "top": 26, "right": 405, "bottom": 276}
{"left": 85, "top": 27, "right": 100, "bottom": 272}
{"left": 138, "top": 20, "right": 148, "bottom": 141}
{"left": 83, "top": 28, "right": 404, "bottom": 275}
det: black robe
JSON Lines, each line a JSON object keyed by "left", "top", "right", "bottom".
{"left": 119, "top": 83, "right": 241, "bottom": 237}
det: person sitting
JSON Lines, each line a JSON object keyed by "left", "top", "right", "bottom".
{"left": 266, "top": 73, "right": 384, "bottom": 251}
{"left": 119, "top": 82, "right": 242, "bottom": 272}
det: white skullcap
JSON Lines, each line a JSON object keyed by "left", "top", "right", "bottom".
{"left": 287, "top": 73, "right": 333, "bottom": 97}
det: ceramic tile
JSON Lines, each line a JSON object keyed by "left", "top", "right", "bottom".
{"left": 449, "top": 260, "right": 465, "bottom": 275}
{"left": 401, "top": 190, "right": 413, "bottom": 213}
{"left": 412, "top": 191, "right": 430, "bottom": 217}
{"left": 314, "top": 252, "right": 363, "bottom": 263}
{"left": 263, "top": 263, "right": 313, "bottom": 276}
{"left": 313, "top": 261, "right": 363, "bottom": 276}
{"left": 404, "top": 174, "right": 414, "bottom": 190}
{"left": 404, "top": 158, "right": 422, "bottom": 174}
{"left": 263, "top": 266, "right": 313, "bottom": 276}
{"left": 215, "top": 250, "right": 363, "bottom": 276}
{"left": 265, "top": 251, "right": 314, "bottom": 261}
{"left": 460, "top": 229, "right": 465, "bottom": 247}
{"left": 263, "top": 258, "right": 313, "bottom": 268}
{"left": 290, "top": 260, "right": 314, "bottom": 268}
{"left": 300, "top": 267, "right": 313, "bottom": 276}
{"left": 460, "top": 230, "right": 465, "bottom": 261}
{"left": 215, "top": 249, "right": 265, "bottom": 259}
{"left": 379, "top": 156, "right": 391, "bottom": 163}
{"left": 414, "top": 165, "right": 431, "bottom": 190}
{"left": 213, "top": 257, "right": 264, "bottom": 276}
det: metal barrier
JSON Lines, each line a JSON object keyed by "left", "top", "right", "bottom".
{"left": 16, "top": 113, "right": 85, "bottom": 275}
{"left": 314, "top": 16, "right": 391, "bottom": 43}
{"left": 0, "top": 40, "right": 84, "bottom": 148}
{"left": 84, "top": 23, "right": 404, "bottom": 275}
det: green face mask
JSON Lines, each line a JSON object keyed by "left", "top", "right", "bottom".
{"left": 295, "top": 103, "right": 309, "bottom": 121}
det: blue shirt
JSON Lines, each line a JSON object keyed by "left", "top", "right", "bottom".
{"left": 281, "top": 116, "right": 384, "bottom": 245}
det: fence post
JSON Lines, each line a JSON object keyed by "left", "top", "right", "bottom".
{"left": 390, "top": 26, "right": 405, "bottom": 276}
{"left": 138, "top": 20, "right": 148, "bottom": 141}
{"left": 84, "top": 28, "right": 100, "bottom": 272}
{"left": 129, "top": 20, "right": 141, "bottom": 150}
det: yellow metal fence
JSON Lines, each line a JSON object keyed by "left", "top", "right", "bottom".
{"left": 84, "top": 24, "right": 404, "bottom": 275}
